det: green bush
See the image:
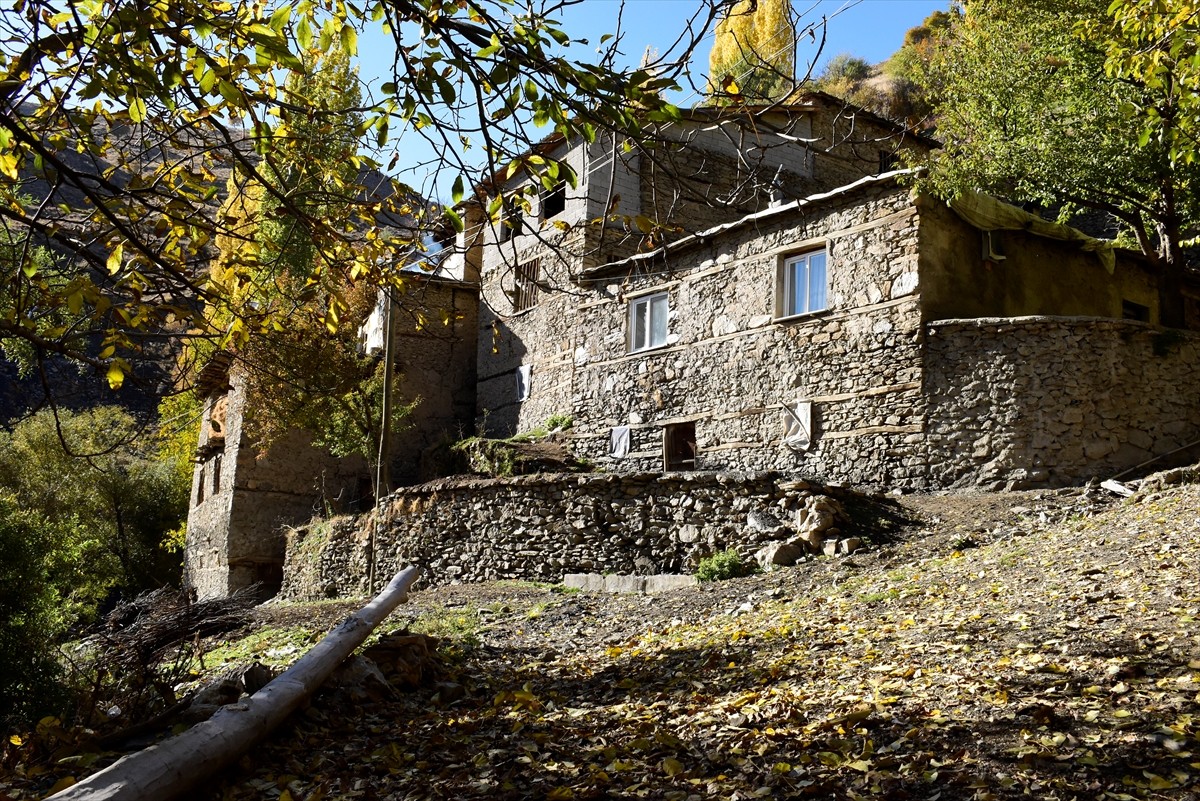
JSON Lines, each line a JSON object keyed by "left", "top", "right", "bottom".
{"left": 543, "top": 414, "right": 573, "bottom": 431}
{"left": 695, "top": 549, "right": 758, "bottom": 582}
{"left": 0, "top": 495, "right": 67, "bottom": 725}
{"left": 0, "top": 407, "right": 189, "bottom": 623}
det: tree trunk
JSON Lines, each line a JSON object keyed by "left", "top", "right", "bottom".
{"left": 47, "top": 565, "right": 421, "bottom": 801}
{"left": 1158, "top": 219, "right": 1186, "bottom": 329}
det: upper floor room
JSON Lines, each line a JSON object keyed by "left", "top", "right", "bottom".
{"left": 437, "top": 92, "right": 935, "bottom": 304}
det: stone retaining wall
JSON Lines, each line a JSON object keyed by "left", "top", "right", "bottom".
{"left": 280, "top": 471, "right": 841, "bottom": 599}
{"left": 924, "top": 317, "right": 1200, "bottom": 489}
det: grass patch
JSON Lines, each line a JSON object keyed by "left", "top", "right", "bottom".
{"left": 696, "top": 549, "right": 759, "bottom": 582}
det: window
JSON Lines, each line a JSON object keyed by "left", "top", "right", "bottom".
{"left": 878, "top": 150, "right": 898, "bottom": 174}
{"left": 498, "top": 205, "right": 523, "bottom": 243}
{"left": 779, "top": 250, "right": 828, "bottom": 319}
{"left": 1122, "top": 299, "right": 1150, "bottom": 322}
{"left": 629, "top": 292, "right": 669, "bottom": 352}
{"left": 541, "top": 181, "right": 566, "bottom": 219}
{"left": 513, "top": 258, "right": 541, "bottom": 312}
{"left": 664, "top": 422, "right": 697, "bottom": 471}
{"left": 212, "top": 452, "right": 222, "bottom": 493}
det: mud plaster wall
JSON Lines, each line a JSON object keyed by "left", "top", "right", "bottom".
{"left": 391, "top": 280, "right": 480, "bottom": 483}
{"left": 923, "top": 317, "right": 1200, "bottom": 489}
{"left": 916, "top": 197, "right": 1161, "bottom": 324}
{"left": 280, "top": 471, "right": 828, "bottom": 599}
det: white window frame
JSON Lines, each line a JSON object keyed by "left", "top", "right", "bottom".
{"left": 777, "top": 248, "right": 829, "bottom": 320}
{"left": 627, "top": 291, "right": 670, "bottom": 353}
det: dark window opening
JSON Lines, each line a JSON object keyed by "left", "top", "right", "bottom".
{"left": 212, "top": 453, "right": 222, "bottom": 493}
{"left": 498, "top": 206, "right": 523, "bottom": 243}
{"left": 196, "top": 464, "right": 205, "bottom": 504}
{"left": 879, "top": 150, "right": 898, "bottom": 173}
{"left": 664, "top": 421, "right": 697, "bottom": 471}
{"left": 513, "top": 258, "right": 541, "bottom": 312}
{"left": 982, "top": 230, "right": 1006, "bottom": 264}
{"left": 1122, "top": 299, "right": 1151, "bottom": 322}
{"left": 542, "top": 181, "right": 566, "bottom": 219}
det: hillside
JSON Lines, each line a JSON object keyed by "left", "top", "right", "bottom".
{"left": 5, "top": 481, "right": 1198, "bottom": 800}
{"left": 220, "top": 481, "right": 1199, "bottom": 800}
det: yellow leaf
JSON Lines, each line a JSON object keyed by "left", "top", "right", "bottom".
{"left": 0, "top": 153, "right": 19, "bottom": 180}
{"left": 8, "top": 734, "right": 22, "bottom": 746}
{"left": 547, "top": 788, "right": 574, "bottom": 800}
{"left": 662, "top": 757, "right": 685, "bottom": 777}
{"left": 107, "top": 243, "right": 124, "bottom": 275}
{"left": 106, "top": 362, "right": 125, "bottom": 390}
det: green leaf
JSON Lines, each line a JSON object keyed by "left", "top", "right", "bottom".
{"left": 452, "top": 175, "right": 465, "bottom": 205}
{"left": 340, "top": 24, "right": 358, "bottom": 56}
{"left": 268, "top": 5, "right": 292, "bottom": 31}
{"left": 443, "top": 205, "right": 464, "bottom": 233}
{"left": 127, "top": 96, "right": 147, "bottom": 123}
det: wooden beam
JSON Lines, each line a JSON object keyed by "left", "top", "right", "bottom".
{"left": 49, "top": 566, "right": 421, "bottom": 801}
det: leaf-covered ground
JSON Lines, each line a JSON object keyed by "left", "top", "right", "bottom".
{"left": 194, "top": 484, "right": 1200, "bottom": 801}
{"left": 6, "top": 484, "right": 1200, "bottom": 800}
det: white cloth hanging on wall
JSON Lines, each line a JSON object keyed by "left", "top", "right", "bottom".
{"left": 610, "top": 426, "right": 631, "bottom": 458}
{"left": 783, "top": 401, "right": 812, "bottom": 452}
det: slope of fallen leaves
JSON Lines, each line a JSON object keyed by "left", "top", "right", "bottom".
{"left": 9, "top": 484, "right": 1200, "bottom": 800}
{"left": 193, "top": 485, "right": 1199, "bottom": 801}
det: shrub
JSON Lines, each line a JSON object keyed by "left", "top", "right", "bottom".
{"left": 543, "top": 414, "right": 573, "bottom": 431}
{"left": 695, "top": 549, "right": 758, "bottom": 582}
{"left": 0, "top": 495, "right": 67, "bottom": 726}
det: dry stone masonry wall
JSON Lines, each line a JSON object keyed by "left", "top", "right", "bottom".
{"left": 924, "top": 317, "right": 1200, "bottom": 489}
{"left": 570, "top": 184, "right": 929, "bottom": 489}
{"left": 279, "top": 472, "right": 851, "bottom": 600}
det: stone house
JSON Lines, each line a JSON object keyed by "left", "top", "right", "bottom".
{"left": 187, "top": 92, "right": 1200, "bottom": 596}
{"left": 185, "top": 275, "right": 478, "bottom": 599}
{"left": 472, "top": 92, "right": 935, "bottom": 436}
{"left": 470, "top": 100, "right": 1200, "bottom": 491}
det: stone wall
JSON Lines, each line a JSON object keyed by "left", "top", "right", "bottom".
{"left": 570, "top": 182, "right": 929, "bottom": 489}
{"left": 185, "top": 278, "right": 480, "bottom": 599}
{"left": 280, "top": 471, "right": 836, "bottom": 599}
{"left": 186, "top": 370, "right": 367, "bottom": 600}
{"left": 924, "top": 317, "right": 1200, "bottom": 489}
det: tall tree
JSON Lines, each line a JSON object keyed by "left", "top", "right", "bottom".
{"left": 919, "top": 0, "right": 1200, "bottom": 327}
{"left": 203, "top": 49, "right": 413, "bottom": 471}
{"left": 1093, "top": 0, "right": 1200, "bottom": 170}
{"left": 708, "top": 0, "right": 797, "bottom": 103}
{"left": 0, "top": 0, "right": 716, "bottom": 386}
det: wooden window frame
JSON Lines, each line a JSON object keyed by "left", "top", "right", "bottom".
{"left": 513, "top": 257, "right": 541, "bottom": 312}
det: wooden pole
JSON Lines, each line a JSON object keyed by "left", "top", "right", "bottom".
{"left": 48, "top": 565, "right": 421, "bottom": 801}
{"left": 370, "top": 285, "right": 397, "bottom": 595}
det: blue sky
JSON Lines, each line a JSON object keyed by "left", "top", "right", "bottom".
{"left": 355, "top": 0, "right": 948, "bottom": 200}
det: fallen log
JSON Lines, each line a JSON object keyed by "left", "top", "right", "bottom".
{"left": 49, "top": 565, "right": 421, "bottom": 801}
